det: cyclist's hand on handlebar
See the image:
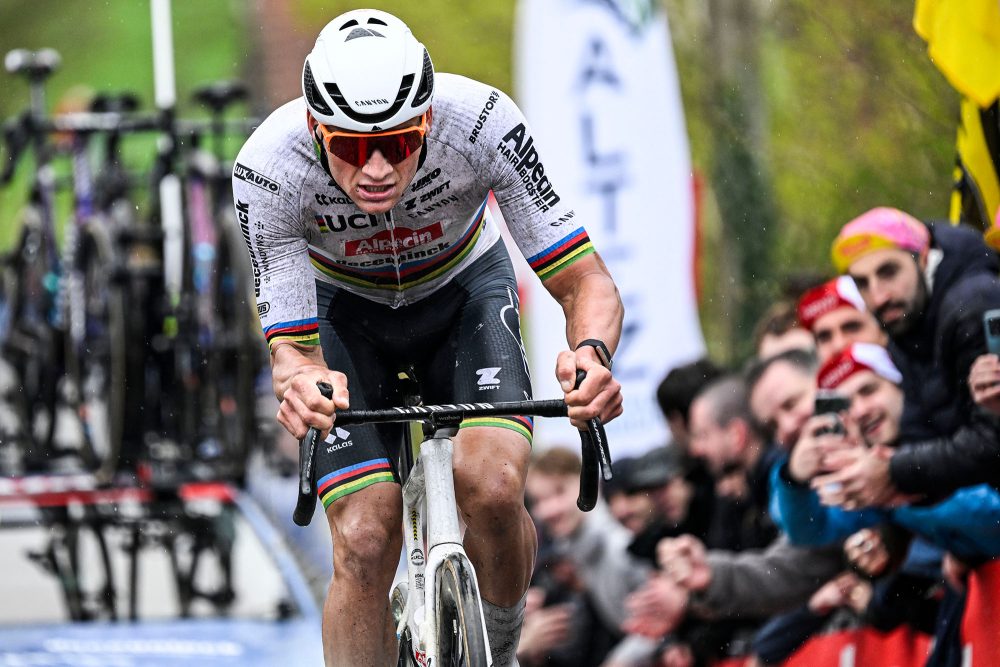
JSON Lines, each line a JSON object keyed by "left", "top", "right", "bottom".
{"left": 556, "top": 349, "right": 623, "bottom": 428}
{"left": 277, "top": 368, "right": 350, "bottom": 439}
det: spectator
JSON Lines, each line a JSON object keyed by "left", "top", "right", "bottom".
{"left": 622, "top": 532, "right": 843, "bottom": 656}
{"left": 622, "top": 446, "right": 705, "bottom": 565}
{"left": 688, "top": 376, "right": 779, "bottom": 551}
{"left": 773, "top": 343, "right": 1000, "bottom": 560}
{"left": 525, "top": 447, "right": 650, "bottom": 638}
{"left": 527, "top": 447, "right": 677, "bottom": 667}
{"left": 604, "top": 455, "right": 661, "bottom": 535}
{"left": 752, "top": 301, "right": 816, "bottom": 360}
{"left": 655, "top": 359, "right": 725, "bottom": 553}
{"left": 970, "top": 352, "right": 1000, "bottom": 415}
{"left": 796, "top": 275, "right": 887, "bottom": 363}
{"left": 656, "top": 359, "right": 726, "bottom": 451}
{"left": 516, "top": 587, "right": 574, "bottom": 667}
{"left": 820, "top": 207, "right": 1000, "bottom": 505}
{"left": 745, "top": 348, "right": 819, "bottom": 452}
{"left": 775, "top": 342, "right": 1000, "bottom": 667}
{"left": 750, "top": 572, "right": 871, "bottom": 665}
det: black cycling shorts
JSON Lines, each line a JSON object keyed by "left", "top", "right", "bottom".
{"left": 313, "top": 241, "right": 534, "bottom": 509}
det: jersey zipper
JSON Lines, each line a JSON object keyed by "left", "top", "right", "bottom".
{"left": 386, "top": 210, "right": 407, "bottom": 307}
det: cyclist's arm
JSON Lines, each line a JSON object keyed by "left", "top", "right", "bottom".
{"left": 542, "top": 252, "right": 624, "bottom": 424}
{"left": 542, "top": 251, "right": 623, "bottom": 356}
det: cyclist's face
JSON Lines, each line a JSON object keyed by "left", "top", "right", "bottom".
{"left": 323, "top": 118, "right": 424, "bottom": 215}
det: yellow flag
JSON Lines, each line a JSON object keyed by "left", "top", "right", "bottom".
{"left": 914, "top": 0, "right": 1000, "bottom": 107}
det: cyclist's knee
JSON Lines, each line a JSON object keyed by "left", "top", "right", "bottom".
{"left": 327, "top": 484, "right": 402, "bottom": 575}
{"left": 454, "top": 429, "right": 529, "bottom": 527}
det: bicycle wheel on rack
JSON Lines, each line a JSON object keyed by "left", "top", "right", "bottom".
{"left": 434, "top": 553, "right": 489, "bottom": 667}
{"left": 2, "top": 210, "right": 61, "bottom": 471}
{"left": 75, "top": 220, "right": 127, "bottom": 481}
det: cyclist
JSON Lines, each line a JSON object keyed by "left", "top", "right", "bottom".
{"left": 233, "top": 10, "right": 623, "bottom": 666}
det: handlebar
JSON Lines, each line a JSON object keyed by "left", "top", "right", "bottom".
{"left": 291, "top": 374, "right": 614, "bottom": 527}
{"left": 291, "top": 382, "right": 334, "bottom": 527}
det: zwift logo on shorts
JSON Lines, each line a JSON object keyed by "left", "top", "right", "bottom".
{"left": 475, "top": 367, "right": 502, "bottom": 390}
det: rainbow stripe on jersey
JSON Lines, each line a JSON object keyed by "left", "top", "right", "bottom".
{"left": 309, "top": 199, "right": 489, "bottom": 292}
{"left": 318, "top": 458, "right": 396, "bottom": 507}
{"left": 263, "top": 318, "right": 320, "bottom": 350}
{"left": 527, "top": 228, "right": 595, "bottom": 281}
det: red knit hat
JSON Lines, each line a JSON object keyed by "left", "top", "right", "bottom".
{"left": 797, "top": 276, "right": 867, "bottom": 332}
{"left": 818, "top": 343, "right": 902, "bottom": 390}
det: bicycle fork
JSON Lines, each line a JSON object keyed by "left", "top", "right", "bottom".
{"left": 399, "top": 430, "right": 492, "bottom": 666}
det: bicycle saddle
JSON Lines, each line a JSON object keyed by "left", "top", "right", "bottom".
{"left": 193, "top": 81, "right": 248, "bottom": 113}
{"left": 4, "top": 49, "right": 60, "bottom": 79}
{"left": 90, "top": 92, "right": 141, "bottom": 114}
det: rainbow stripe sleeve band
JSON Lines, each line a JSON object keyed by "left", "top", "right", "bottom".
{"left": 527, "top": 228, "right": 595, "bottom": 281}
{"left": 263, "top": 318, "right": 321, "bottom": 349}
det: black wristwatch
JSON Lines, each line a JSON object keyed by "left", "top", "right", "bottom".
{"left": 575, "top": 339, "right": 613, "bottom": 370}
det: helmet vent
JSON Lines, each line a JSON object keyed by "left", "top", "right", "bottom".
{"left": 367, "top": 18, "right": 388, "bottom": 26}
{"left": 303, "top": 62, "right": 334, "bottom": 116}
{"left": 339, "top": 19, "right": 359, "bottom": 30}
{"left": 411, "top": 49, "right": 434, "bottom": 108}
{"left": 345, "top": 27, "right": 385, "bottom": 41}
{"left": 327, "top": 74, "right": 415, "bottom": 124}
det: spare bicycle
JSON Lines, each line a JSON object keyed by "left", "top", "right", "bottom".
{"left": 292, "top": 375, "right": 612, "bottom": 666}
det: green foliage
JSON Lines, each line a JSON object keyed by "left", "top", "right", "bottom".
{"left": 764, "top": 0, "right": 956, "bottom": 272}
{"left": 665, "top": 0, "right": 958, "bottom": 362}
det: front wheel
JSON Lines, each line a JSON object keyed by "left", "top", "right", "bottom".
{"left": 434, "top": 554, "right": 489, "bottom": 667}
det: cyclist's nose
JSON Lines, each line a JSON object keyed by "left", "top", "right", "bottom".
{"left": 361, "top": 150, "right": 394, "bottom": 179}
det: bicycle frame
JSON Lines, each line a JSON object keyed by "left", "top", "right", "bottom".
{"left": 292, "top": 382, "right": 614, "bottom": 667}
{"left": 398, "top": 426, "right": 491, "bottom": 666}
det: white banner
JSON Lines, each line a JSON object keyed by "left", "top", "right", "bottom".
{"left": 511, "top": 0, "right": 704, "bottom": 456}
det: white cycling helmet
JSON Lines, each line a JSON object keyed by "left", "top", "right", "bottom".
{"left": 302, "top": 9, "right": 434, "bottom": 132}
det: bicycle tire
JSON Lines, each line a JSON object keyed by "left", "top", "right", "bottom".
{"left": 391, "top": 580, "right": 418, "bottom": 667}
{"left": 76, "top": 220, "right": 127, "bottom": 481}
{"left": 434, "top": 553, "right": 489, "bottom": 667}
{"left": 3, "top": 211, "right": 60, "bottom": 470}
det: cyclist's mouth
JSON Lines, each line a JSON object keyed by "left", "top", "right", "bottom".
{"left": 358, "top": 183, "right": 395, "bottom": 200}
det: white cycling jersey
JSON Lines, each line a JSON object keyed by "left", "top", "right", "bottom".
{"left": 233, "top": 73, "right": 593, "bottom": 350}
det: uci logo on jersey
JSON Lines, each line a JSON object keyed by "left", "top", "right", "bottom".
{"left": 314, "top": 213, "right": 381, "bottom": 233}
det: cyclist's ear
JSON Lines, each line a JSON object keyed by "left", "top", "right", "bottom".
{"left": 307, "top": 111, "right": 338, "bottom": 181}
{"left": 306, "top": 112, "right": 324, "bottom": 159}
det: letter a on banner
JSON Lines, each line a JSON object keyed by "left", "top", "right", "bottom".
{"left": 511, "top": 0, "right": 705, "bottom": 456}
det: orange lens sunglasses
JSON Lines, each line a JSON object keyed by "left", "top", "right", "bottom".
{"left": 313, "top": 110, "right": 430, "bottom": 167}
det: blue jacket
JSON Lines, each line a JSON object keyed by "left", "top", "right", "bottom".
{"left": 771, "top": 460, "right": 1000, "bottom": 560}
